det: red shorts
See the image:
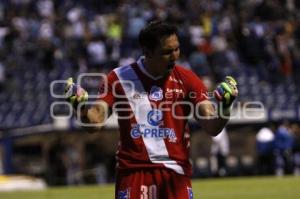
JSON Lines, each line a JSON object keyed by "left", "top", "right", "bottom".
{"left": 115, "top": 168, "right": 193, "bottom": 199}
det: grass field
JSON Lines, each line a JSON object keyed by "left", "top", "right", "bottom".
{"left": 0, "top": 176, "right": 299, "bottom": 199}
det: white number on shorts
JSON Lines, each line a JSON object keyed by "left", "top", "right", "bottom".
{"left": 140, "top": 184, "right": 157, "bottom": 199}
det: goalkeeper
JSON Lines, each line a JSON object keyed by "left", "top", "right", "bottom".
{"left": 65, "top": 21, "right": 238, "bottom": 199}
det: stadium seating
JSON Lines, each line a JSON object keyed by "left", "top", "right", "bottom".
{"left": 0, "top": 56, "right": 299, "bottom": 130}
{"left": 0, "top": 0, "right": 299, "bottom": 131}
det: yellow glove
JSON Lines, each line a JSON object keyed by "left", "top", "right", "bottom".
{"left": 64, "top": 77, "right": 88, "bottom": 110}
{"left": 214, "top": 76, "right": 238, "bottom": 116}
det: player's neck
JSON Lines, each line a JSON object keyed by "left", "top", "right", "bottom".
{"left": 143, "top": 58, "right": 165, "bottom": 78}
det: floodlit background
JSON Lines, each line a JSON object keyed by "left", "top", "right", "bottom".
{"left": 0, "top": 0, "right": 300, "bottom": 198}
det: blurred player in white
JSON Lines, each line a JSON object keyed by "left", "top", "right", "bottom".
{"left": 65, "top": 21, "right": 238, "bottom": 199}
{"left": 210, "top": 128, "right": 230, "bottom": 177}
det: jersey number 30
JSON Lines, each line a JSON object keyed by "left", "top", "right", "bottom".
{"left": 140, "top": 185, "right": 157, "bottom": 199}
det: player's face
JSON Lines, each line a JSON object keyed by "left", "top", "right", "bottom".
{"left": 150, "top": 34, "right": 180, "bottom": 73}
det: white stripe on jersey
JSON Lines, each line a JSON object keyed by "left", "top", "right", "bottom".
{"left": 114, "top": 65, "right": 184, "bottom": 175}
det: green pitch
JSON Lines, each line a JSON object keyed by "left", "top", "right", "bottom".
{"left": 0, "top": 176, "right": 299, "bottom": 199}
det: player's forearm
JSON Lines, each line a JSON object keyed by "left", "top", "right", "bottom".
{"left": 87, "top": 103, "right": 108, "bottom": 124}
{"left": 64, "top": 78, "right": 110, "bottom": 132}
{"left": 196, "top": 100, "right": 229, "bottom": 136}
{"left": 200, "top": 117, "right": 228, "bottom": 136}
{"left": 199, "top": 76, "right": 238, "bottom": 136}
{"left": 77, "top": 101, "right": 110, "bottom": 132}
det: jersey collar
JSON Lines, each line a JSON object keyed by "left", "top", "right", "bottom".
{"left": 137, "top": 56, "right": 164, "bottom": 80}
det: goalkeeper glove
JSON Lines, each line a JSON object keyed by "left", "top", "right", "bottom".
{"left": 64, "top": 77, "right": 88, "bottom": 110}
{"left": 214, "top": 76, "right": 238, "bottom": 116}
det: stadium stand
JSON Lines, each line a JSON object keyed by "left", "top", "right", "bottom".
{"left": 0, "top": 0, "right": 299, "bottom": 130}
{"left": 0, "top": 0, "right": 299, "bottom": 184}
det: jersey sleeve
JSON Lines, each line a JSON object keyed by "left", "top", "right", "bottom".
{"left": 187, "top": 72, "right": 208, "bottom": 104}
{"left": 97, "top": 71, "right": 117, "bottom": 107}
{"left": 182, "top": 69, "right": 208, "bottom": 105}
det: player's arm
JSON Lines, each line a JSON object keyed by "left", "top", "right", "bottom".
{"left": 80, "top": 100, "right": 111, "bottom": 130}
{"left": 196, "top": 100, "right": 228, "bottom": 136}
{"left": 65, "top": 78, "right": 111, "bottom": 132}
{"left": 196, "top": 76, "right": 238, "bottom": 136}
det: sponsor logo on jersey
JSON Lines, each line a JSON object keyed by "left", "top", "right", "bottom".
{"left": 166, "top": 88, "right": 184, "bottom": 94}
{"left": 169, "top": 76, "right": 183, "bottom": 84}
{"left": 149, "top": 86, "right": 163, "bottom": 101}
{"left": 130, "top": 124, "right": 177, "bottom": 143}
{"left": 147, "top": 109, "right": 163, "bottom": 126}
{"left": 132, "top": 93, "right": 142, "bottom": 99}
{"left": 118, "top": 188, "right": 130, "bottom": 199}
{"left": 130, "top": 109, "right": 177, "bottom": 143}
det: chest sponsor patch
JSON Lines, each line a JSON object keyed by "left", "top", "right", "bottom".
{"left": 130, "top": 109, "right": 177, "bottom": 143}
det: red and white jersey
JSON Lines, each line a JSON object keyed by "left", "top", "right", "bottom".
{"left": 98, "top": 57, "right": 208, "bottom": 176}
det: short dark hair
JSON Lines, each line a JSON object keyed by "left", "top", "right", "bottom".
{"left": 138, "top": 21, "right": 178, "bottom": 52}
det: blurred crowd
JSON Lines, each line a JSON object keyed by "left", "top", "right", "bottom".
{"left": 0, "top": 0, "right": 300, "bottom": 90}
